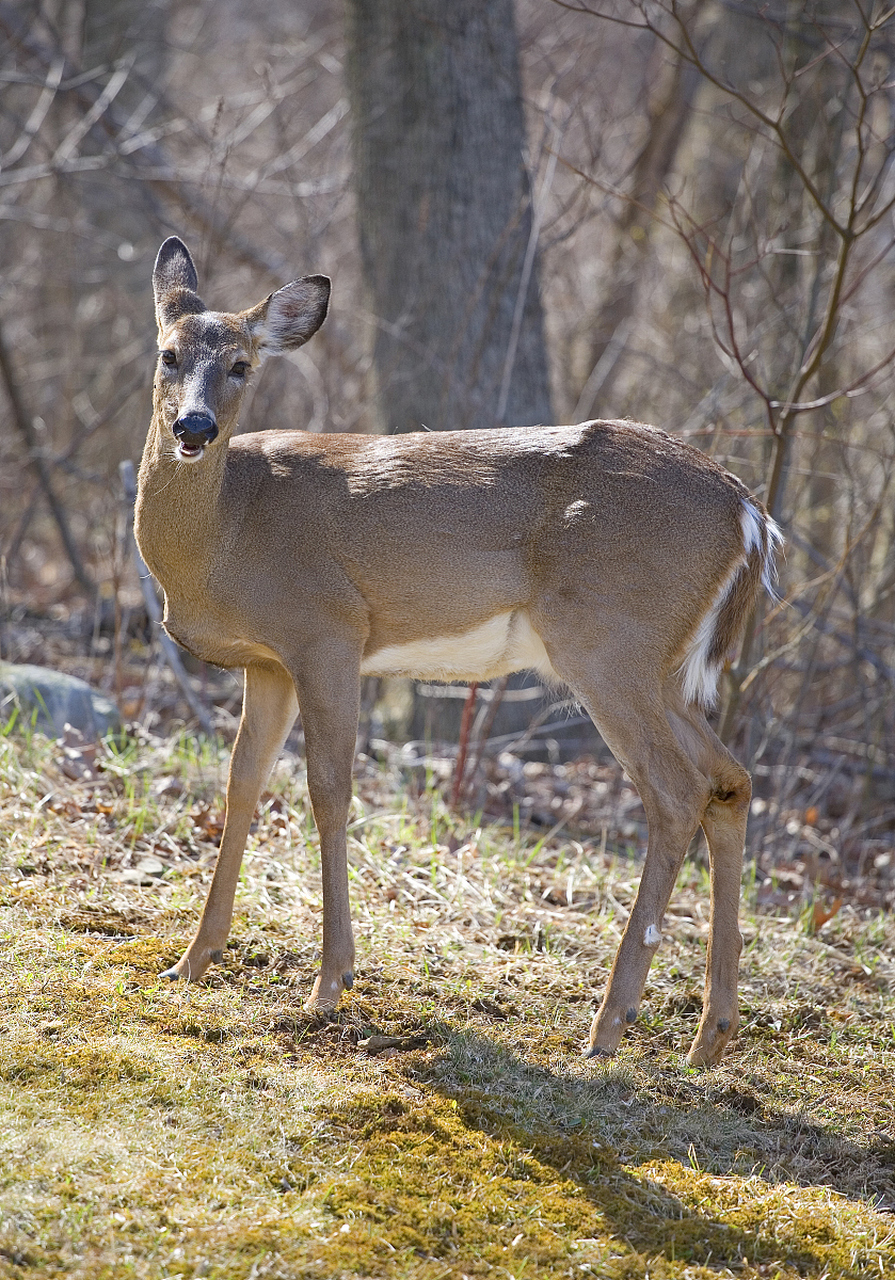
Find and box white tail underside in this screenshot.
[678,498,782,709]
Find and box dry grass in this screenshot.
[1,724,894,1279]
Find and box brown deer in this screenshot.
[136,236,781,1066]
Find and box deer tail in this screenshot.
[679,497,783,710]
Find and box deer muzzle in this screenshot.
[172,412,218,460]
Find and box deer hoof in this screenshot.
[303,995,338,1018]
[687,1020,736,1067]
[160,951,216,982]
[583,1043,614,1060]
[304,974,345,1014]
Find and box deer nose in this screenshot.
[173,412,218,447]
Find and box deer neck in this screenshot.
[134,411,229,601]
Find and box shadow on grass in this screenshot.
[313,1026,890,1278]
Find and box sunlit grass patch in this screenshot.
[1,728,894,1277]
[0,1033,341,1279]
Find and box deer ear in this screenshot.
[153,237,205,331]
[244,276,331,358]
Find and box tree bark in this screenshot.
[345,0,552,433]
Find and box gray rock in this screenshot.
[0,662,123,739]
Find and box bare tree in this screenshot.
[553,0,895,866]
[344,0,553,433]
[572,4,705,419]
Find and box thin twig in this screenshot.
[450,683,479,809]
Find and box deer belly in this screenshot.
[361,609,557,682]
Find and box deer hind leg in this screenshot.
[544,645,718,1057]
[665,690,752,1066]
[163,663,298,982]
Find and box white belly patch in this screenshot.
[361,610,558,683]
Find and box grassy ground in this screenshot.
[1,724,894,1279]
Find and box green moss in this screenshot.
[301,1087,879,1279]
[316,1090,602,1274]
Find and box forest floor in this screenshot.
[1,720,895,1280]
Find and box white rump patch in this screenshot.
[361,609,559,683]
[678,496,782,709]
[677,557,741,709]
[643,925,662,948]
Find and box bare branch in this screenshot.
[0,321,93,595]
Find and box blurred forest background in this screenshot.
[2,0,895,912]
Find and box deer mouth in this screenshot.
[175,441,205,462]
[172,412,218,462]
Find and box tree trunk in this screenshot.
[344,0,552,434]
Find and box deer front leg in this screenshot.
[291,646,361,1012]
[162,664,298,982]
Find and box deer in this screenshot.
[135,236,781,1067]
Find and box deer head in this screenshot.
[151,237,330,463]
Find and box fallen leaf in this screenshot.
[193,807,226,840]
[811,895,843,932]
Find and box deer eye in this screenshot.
[229,360,250,379]
[160,350,177,367]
